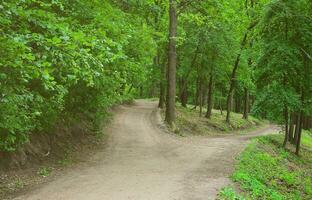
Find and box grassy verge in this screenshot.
[175,104,265,136]
[218,130,312,200]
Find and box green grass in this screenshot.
[175,104,265,135]
[218,187,246,200]
[220,131,312,200]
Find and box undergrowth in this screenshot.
[218,131,312,200]
[175,104,264,135]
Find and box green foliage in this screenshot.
[232,134,312,200]
[0,0,156,151]
[253,0,312,122]
[218,187,246,200]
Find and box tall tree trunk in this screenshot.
[283,105,289,147]
[243,87,249,119]
[179,42,200,96]
[165,0,177,127]
[288,113,295,143]
[140,86,143,97]
[295,111,304,155]
[296,51,308,155]
[180,77,188,107]
[158,61,166,108]
[193,76,200,110]
[226,32,248,123]
[205,74,213,119]
[235,96,241,113]
[294,113,301,144]
[199,78,203,117]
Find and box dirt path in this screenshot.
[14,100,277,200]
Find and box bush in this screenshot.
[0,0,155,151]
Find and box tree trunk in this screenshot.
[199,78,203,117]
[179,43,200,96]
[165,0,177,127]
[193,76,200,110]
[295,57,306,154]
[294,113,301,144]
[158,61,166,108]
[205,74,213,119]
[288,113,295,143]
[283,105,289,147]
[295,111,304,155]
[243,87,249,119]
[235,96,241,113]
[226,32,248,123]
[140,86,143,97]
[180,77,188,107]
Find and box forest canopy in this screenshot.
[0,0,311,155]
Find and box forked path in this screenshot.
[15,100,276,200]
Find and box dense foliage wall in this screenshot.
[1,0,311,155]
[0,0,157,152]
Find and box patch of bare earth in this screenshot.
[0,114,111,200]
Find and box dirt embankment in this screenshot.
[0,114,110,199]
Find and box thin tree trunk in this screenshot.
[296,52,308,155]
[199,78,203,117]
[288,113,295,143]
[180,77,187,107]
[283,105,289,147]
[193,76,200,110]
[158,61,166,108]
[205,74,213,119]
[226,32,248,123]
[179,42,200,96]
[165,0,177,127]
[295,111,304,155]
[294,113,301,144]
[140,86,143,97]
[243,87,249,119]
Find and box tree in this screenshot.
[165,0,177,126]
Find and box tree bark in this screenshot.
[294,113,301,144]
[243,87,249,119]
[288,113,295,143]
[199,78,203,117]
[283,105,289,147]
[226,32,248,123]
[296,52,307,155]
[180,77,188,107]
[165,0,177,127]
[193,76,200,110]
[158,61,166,108]
[295,111,304,155]
[179,42,200,96]
[205,74,213,119]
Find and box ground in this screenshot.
[4,100,275,200]
[175,104,266,136]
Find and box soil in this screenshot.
[9,100,277,200]
[0,113,110,199]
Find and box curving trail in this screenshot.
[14,100,276,200]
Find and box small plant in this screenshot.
[58,149,72,166]
[14,179,25,190]
[37,167,52,178]
[218,187,246,200]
